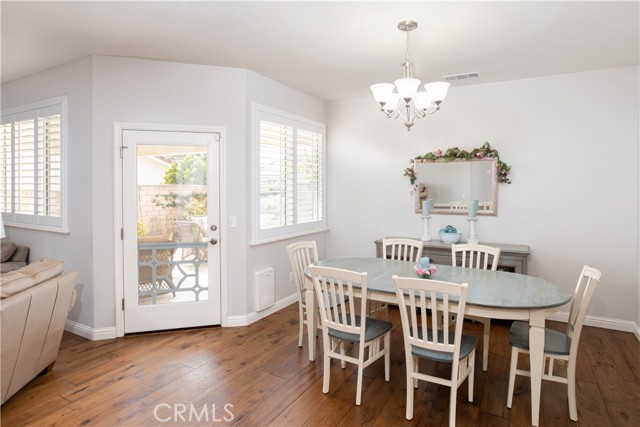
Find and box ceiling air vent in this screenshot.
[443,72,480,81]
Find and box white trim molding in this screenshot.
[548,311,640,340]
[65,319,117,341]
[225,293,298,327]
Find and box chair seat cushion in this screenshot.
[509,320,572,355]
[411,328,476,362]
[328,314,391,343]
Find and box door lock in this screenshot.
[210,225,217,231]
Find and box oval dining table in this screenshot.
[304,257,572,427]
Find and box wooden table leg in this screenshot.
[529,309,546,426]
[306,287,316,361]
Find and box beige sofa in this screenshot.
[0,257,77,405]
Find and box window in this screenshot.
[253,105,325,242]
[1,97,67,231]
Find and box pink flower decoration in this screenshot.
[476,151,484,158]
[434,149,442,157]
[414,265,437,278]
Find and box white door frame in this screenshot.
[113,122,228,337]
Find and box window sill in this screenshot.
[250,227,329,247]
[4,223,70,235]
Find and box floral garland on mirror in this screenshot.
[404,141,512,193]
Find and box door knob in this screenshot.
[210,225,217,231]
[210,238,218,245]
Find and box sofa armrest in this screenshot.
[10,245,29,263]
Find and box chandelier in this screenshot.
[370,20,450,131]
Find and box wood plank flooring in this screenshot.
[1,304,639,426]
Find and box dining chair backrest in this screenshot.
[382,238,424,262]
[286,241,319,297]
[566,265,602,353]
[393,275,469,360]
[452,243,501,271]
[309,265,367,341]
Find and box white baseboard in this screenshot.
[66,300,639,342]
[224,293,298,327]
[547,311,640,340]
[65,319,117,341]
[64,295,299,339]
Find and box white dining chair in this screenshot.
[451,243,501,372]
[286,241,321,348]
[393,275,476,426]
[382,238,424,263]
[310,265,392,406]
[507,265,602,421]
[377,238,424,319]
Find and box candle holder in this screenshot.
[421,214,432,241]
[467,217,479,244]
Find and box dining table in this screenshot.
[303,257,572,427]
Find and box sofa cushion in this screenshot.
[1,240,17,263]
[17,257,64,283]
[0,271,37,298]
[0,261,28,274]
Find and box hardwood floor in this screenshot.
[2,304,639,426]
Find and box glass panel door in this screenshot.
[122,130,220,333]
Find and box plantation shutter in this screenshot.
[37,109,62,218]
[1,98,65,229]
[0,123,12,214]
[259,120,294,230]
[254,106,325,241]
[296,128,323,224]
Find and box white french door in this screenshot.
[122,129,221,333]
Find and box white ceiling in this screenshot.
[2,1,639,102]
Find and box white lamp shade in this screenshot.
[383,93,400,112]
[414,92,432,110]
[424,81,451,102]
[394,78,421,100]
[370,83,395,104]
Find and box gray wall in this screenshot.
[3,57,638,335]
[326,66,639,330]
[1,56,94,327]
[2,55,326,333]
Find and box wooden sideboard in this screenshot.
[374,237,531,275]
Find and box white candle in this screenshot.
[422,200,429,215]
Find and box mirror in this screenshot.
[414,158,498,215]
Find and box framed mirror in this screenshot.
[414,158,498,216]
